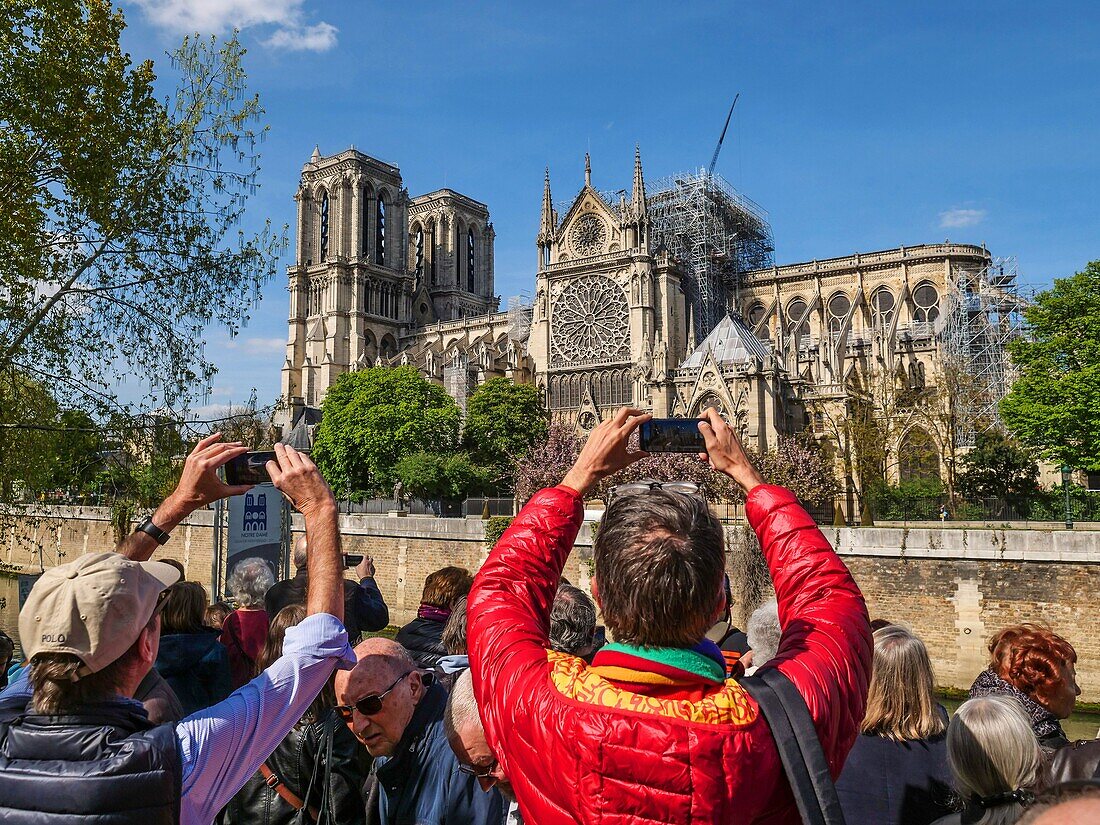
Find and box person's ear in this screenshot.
[590,578,601,610]
[409,671,426,703]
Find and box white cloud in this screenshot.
[225,336,286,355]
[938,208,987,229]
[131,0,338,52]
[264,21,338,52]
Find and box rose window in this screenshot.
[569,213,607,257]
[550,276,630,366]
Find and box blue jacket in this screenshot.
[156,630,233,718]
[836,726,954,825]
[375,682,502,825]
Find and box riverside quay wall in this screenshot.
[3,506,1100,700]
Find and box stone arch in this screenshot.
[692,392,725,416]
[826,291,852,334]
[785,296,810,337]
[870,286,896,330]
[898,426,940,482]
[362,330,378,364]
[380,333,398,362]
[911,280,940,325]
[375,187,392,267]
[360,181,375,259]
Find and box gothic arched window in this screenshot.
[913,282,940,324]
[375,197,386,266]
[747,302,766,328]
[827,293,851,334]
[467,229,476,292]
[899,428,939,482]
[871,287,895,329]
[414,228,424,282]
[319,192,330,261]
[786,298,810,337]
[428,223,437,285]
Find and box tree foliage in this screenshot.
[0,1,284,418]
[957,430,1040,506]
[462,378,548,484]
[395,451,492,501]
[1001,260,1100,470]
[313,367,462,497]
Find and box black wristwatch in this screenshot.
[136,518,171,545]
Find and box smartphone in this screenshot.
[343,554,364,568]
[639,419,707,454]
[224,451,276,486]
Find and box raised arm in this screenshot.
[698,408,871,773]
[266,443,343,622]
[118,433,252,561]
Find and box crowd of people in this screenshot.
[0,410,1098,824]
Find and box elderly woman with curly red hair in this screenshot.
[969,624,1080,750]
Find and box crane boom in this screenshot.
[708,93,740,176]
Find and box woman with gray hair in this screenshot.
[931,695,1046,825]
[221,556,275,688]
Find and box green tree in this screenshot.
[395,452,492,501]
[957,430,1040,507]
[0,1,284,419]
[313,367,462,497]
[462,378,548,485]
[1001,261,1100,470]
[0,368,61,499]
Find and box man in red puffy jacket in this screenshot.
[467,407,872,823]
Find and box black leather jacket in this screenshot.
[219,711,370,825]
[1051,738,1100,784]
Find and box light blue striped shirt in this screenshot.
[2,612,354,825]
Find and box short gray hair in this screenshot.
[292,536,308,569]
[550,584,596,655]
[443,668,480,741]
[747,600,781,665]
[228,557,276,608]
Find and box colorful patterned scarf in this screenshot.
[968,667,1066,744]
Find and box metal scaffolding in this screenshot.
[939,255,1026,443]
[648,169,774,336]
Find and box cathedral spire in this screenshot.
[539,167,554,237]
[631,144,647,216]
[584,152,592,187]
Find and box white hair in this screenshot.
[228,557,276,608]
[747,600,781,665]
[292,536,308,569]
[443,668,481,741]
[948,695,1043,820]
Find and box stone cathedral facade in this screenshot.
[280,145,996,478]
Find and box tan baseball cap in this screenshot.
[19,552,181,679]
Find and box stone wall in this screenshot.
[3,508,1099,700]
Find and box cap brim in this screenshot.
[140,560,183,589]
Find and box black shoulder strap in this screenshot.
[740,668,847,825]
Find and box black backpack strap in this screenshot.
[740,668,847,825]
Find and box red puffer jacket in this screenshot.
[467,484,872,824]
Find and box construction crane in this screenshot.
[708,93,739,176]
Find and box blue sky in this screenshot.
[118,1,1100,413]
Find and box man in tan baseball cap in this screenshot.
[20,553,181,681]
[0,437,352,825]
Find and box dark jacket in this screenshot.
[393,618,447,669]
[135,667,185,724]
[266,571,389,643]
[1051,737,1100,783]
[836,728,954,825]
[373,681,502,825]
[220,710,369,825]
[156,629,233,717]
[0,694,182,824]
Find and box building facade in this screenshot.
[280,145,1011,483]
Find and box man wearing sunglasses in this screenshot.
[0,437,354,825]
[466,406,872,823]
[335,637,502,825]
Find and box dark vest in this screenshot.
[0,692,182,824]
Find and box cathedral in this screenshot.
[280,145,1006,482]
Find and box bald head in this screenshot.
[335,637,425,758]
[1018,782,1100,825]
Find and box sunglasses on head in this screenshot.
[335,669,434,720]
[608,479,701,504]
